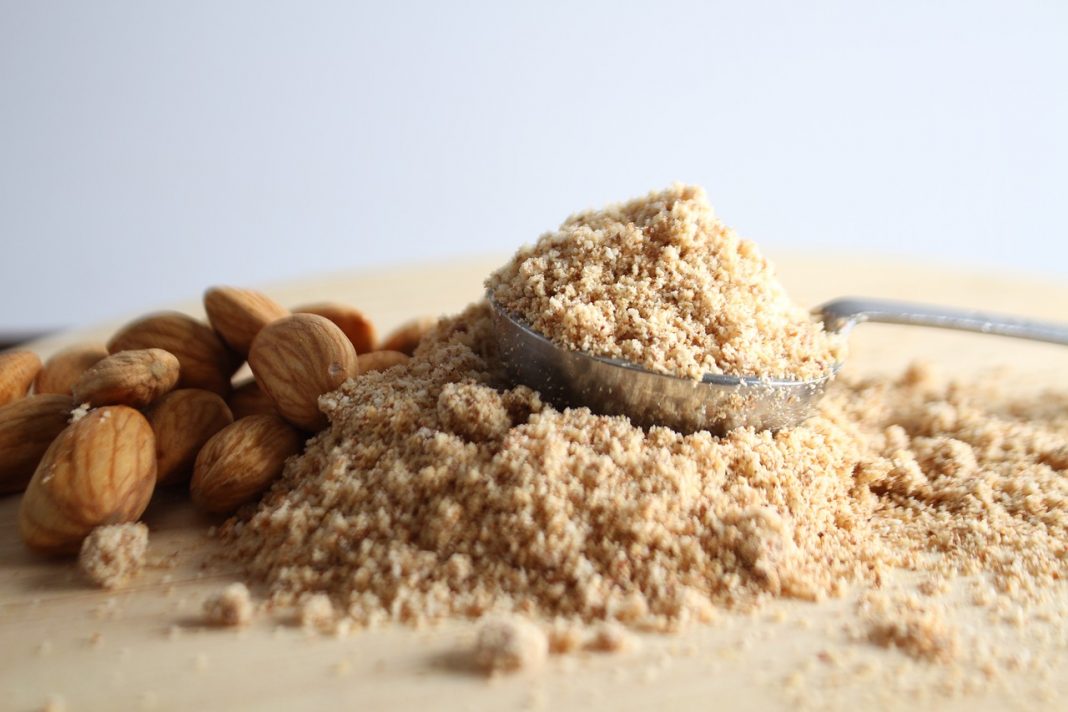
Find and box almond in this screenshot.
[357,350,410,373]
[190,414,302,514]
[248,314,358,431]
[34,344,108,395]
[227,379,278,420]
[204,286,290,356]
[0,350,42,406]
[108,312,240,395]
[19,406,156,555]
[0,394,75,495]
[72,348,180,408]
[294,302,377,354]
[146,389,233,486]
[381,317,436,356]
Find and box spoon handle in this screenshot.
[817,297,1068,346]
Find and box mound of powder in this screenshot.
[486,184,842,381]
[222,305,1068,631]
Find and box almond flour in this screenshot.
[219,185,1067,696]
[78,523,149,590]
[223,303,1068,634]
[473,616,549,673]
[486,184,843,381]
[203,583,254,627]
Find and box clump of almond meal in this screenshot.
[221,186,1068,664]
[78,523,149,590]
[486,184,843,381]
[203,583,254,627]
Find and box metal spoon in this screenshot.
[489,295,1068,434]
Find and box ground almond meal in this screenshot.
[486,184,843,381]
[224,305,1068,631]
[858,591,960,663]
[222,186,1068,667]
[203,583,254,627]
[473,616,549,672]
[78,523,148,590]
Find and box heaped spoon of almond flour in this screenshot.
[490,295,1068,434]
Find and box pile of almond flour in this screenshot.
[486,184,843,381]
[220,184,1067,682]
[222,304,1068,634]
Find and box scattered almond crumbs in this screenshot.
[858,591,959,663]
[78,523,148,590]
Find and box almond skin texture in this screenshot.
[18,406,156,555]
[381,317,436,356]
[0,394,75,495]
[146,389,234,486]
[248,314,358,431]
[72,348,180,408]
[190,414,302,514]
[204,286,290,356]
[357,350,410,373]
[294,302,377,354]
[0,350,43,406]
[227,379,277,420]
[108,312,240,396]
[34,344,108,395]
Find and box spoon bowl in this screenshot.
[489,295,1068,434]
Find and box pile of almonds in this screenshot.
[0,287,433,556]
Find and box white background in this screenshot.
[1,1,1066,332]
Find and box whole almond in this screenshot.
[204,286,290,356]
[190,414,302,514]
[294,302,377,354]
[0,350,43,406]
[227,379,277,420]
[146,389,234,486]
[357,350,410,374]
[72,348,180,408]
[381,317,436,356]
[34,344,108,395]
[248,314,358,431]
[19,406,156,555]
[108,312,240,395]
[0,394,75,495]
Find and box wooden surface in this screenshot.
[2,254,1068,712]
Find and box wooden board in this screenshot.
[3,254,1068,712]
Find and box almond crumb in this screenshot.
[473,616,548,674]
[299,593,336,634]
[203,583,253,627]
[78,523,148,590]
